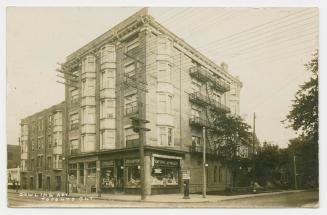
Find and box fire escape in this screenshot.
[188,66,231,156]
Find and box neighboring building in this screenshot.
[19,102,66,191]
[8,167,20,189]
[8,144,20,169]
[61,8,242,195]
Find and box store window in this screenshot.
[87,162,96,177]
[125,159,141,187]
[78,163,84,184]
[101,161,115,192]
[151,158,179,186]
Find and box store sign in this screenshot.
[154,158,179,167]
[182,170,191,180]
[101,160,114,167]
[125,159,140,166]
[154,168,162,174]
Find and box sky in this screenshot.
[6,7,318,148]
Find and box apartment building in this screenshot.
[20,102,66,191]
[62,8,242,195]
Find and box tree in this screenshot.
[211,112,252,159]
[284,51,318,142]
[209,112,253,188]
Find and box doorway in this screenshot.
[115,160,124,193]
[46,176,51,191]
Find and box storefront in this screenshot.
[100,160,115,193]
[151,157,180,194]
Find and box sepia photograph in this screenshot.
[5,5,319,209]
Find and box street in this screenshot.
[7,190,318,208]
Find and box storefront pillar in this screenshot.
[96,160,101,196]
[144,155,151,195]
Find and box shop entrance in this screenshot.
[115,160,124,193]
[46,176,50,191]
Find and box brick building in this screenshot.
[61,8,242,195]
[19,101,66,191]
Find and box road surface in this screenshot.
[7,190,318,208]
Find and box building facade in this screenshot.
[19,102,66,191]
[61,8,242,195]
[8,144,20,169]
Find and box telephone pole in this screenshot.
[202,126,206,198]
[252,112,256,191]
[293,153,298,189]
[124,52,149,200]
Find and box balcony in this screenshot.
[189,92,211,106]
[189,66,230,93]
[189,116,207,128]
[209,99,231,113]
[189,144,217,155]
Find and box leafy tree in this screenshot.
[210,112,252,159]
[284,51,318,142]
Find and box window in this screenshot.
[30,159,35,171]
[125,159,141,187]
[100,130,115,150]
[78,163,84,184]
[213,90,221,103]
[125,94,137,115]
[219,167,223,182]
[158,94,173,114]
[48,135,52,148]
[192,136,201,148]
[71,89,79,105]
[32,139,35,151]
[124,62,136,81]
[158,94,167,113]
[68,164,77,184]
[101,69,115,89]
[47,115,52,129]
[158,63,172,82]
[53,132,62,146]
[81,134,95,152]
[100,99,115,119]
[38,119,43,131]
[168,128,173,146]
[70,139,78,154]
[159,127,166,146]
[100,45,115,64]
[125,128,139,147]
[214,166,217,183]
[37,155,43,168]
[126,38,139,52]
[70,113,79,130]
[151,158,179,186]
[86,162,96,177]
[47,156,52,169]
[53,155,62,169]
[158,126,174,147]
[191,79,202,93]
[37,137,42,149]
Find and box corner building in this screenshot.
[20,102,66,192]
[63,8,242,195]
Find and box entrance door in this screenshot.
[116,160,124,193]
[30,177,34,190]
[46,176,51,191]
[38,174,42,189]
[55,176,62,191]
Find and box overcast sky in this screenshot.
[6,7,318,148]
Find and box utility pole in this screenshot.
[203,126,206,198]
[124,52,149,200]
[252,112,256,191]
[293,153,298,189]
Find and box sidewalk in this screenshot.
[9,189,305,203]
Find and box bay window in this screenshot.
[125,94,137,115]
[100,69,115,89]
[157,126,174,147]
[100,130,115,150]
[158,93,173,114]
[70,139,78,154]
[70,113,79,130]
[100,99,115,119]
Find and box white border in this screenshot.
[1,1,326,215]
